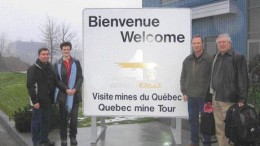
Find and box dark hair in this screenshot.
[60,41,72,50]
[192,34,204,43]
[38,48,49,55]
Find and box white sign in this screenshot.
[83,8,190,117]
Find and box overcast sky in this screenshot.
[0,0,141,42]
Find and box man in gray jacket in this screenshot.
[211,34,248,146]
[180,35,212,146]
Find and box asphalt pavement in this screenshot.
[20,122,197,146]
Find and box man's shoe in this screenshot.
[61,140,67,146]
[70,137,78,145]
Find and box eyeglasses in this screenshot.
[217,41,229,44]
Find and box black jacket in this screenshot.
[212,49,248,102]
[27,59,56,105]
[54,57,83,104]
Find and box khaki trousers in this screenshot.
[212,95,234,146]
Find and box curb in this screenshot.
[0,110,28,146]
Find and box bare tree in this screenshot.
[3,43,14,57]
[58,21,79,50]
[57,21,76,43]
[40,16,79,63]
[0,33,7,58]
[0,33,13,57]
[58,21,80,58]
[40,16,59,63]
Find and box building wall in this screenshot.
[142,0,161,7]
[161,0,221,7]
[143,0,248,56]
[248,0,260,63]
[248,0,260,39]
[192,0,248,55]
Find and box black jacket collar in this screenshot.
[35,59,50,70]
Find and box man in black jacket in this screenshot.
[54,42,83,146]
[27,48,56,146]
[211,34,248,146]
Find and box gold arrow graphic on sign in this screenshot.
[117,62,159,69]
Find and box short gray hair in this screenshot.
[216,33,232,43]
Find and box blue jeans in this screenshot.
[188,97,211,146]
[31,105,51,145]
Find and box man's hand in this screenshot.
[183,95,188,102]
[72,89,77,94]
[238,100,244,107]
[34,103,40,109]
[66,89,72,95]
[66,89,76,96]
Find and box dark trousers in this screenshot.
[59,103,79,140]
[188,97,211,146]
[31,104,51,145]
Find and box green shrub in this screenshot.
[12,104,60,133]
[247,55,260,112]
[12,105,32,132]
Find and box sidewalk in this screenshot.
[21,121,194,146]
[0,109,218,146]
[0,110,27,146]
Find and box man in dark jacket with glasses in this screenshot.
[211,33,248,146]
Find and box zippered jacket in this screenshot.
[27,59,56,105]
[180,52,212,98]
[211,49,248,102]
